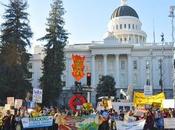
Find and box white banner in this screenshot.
[116,120,145,130]
[22,116,53,128]
[164,118,175,129]
[33,88,42,103]
[144,85,153,96]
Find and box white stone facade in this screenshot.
[29,1,174,104]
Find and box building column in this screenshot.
[128,35,130,43]
[128,54,132,86]
[103,54,107,75]
[92,55,96,88]
[115,55,120,87]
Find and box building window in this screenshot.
[120,38,122,42]
[121,61,125,70]
[133,73,138,85]
[133,60,137,70]
[124,38,127,41]
[132,24,134,29]
[120,24,122,29]
[128,24,131,29]
[124,24,126,29]
[116,25,118,29]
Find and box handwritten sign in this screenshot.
[7,97,14,106]
[15,99,23,109]
[32,88,42,103]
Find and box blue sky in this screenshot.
[0,0,175,52]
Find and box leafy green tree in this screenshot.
[96,75,116,99]
[39,0,68,106]
[0,0,33,101]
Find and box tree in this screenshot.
[96,75,116,99]
[39,0,68,106]
[0,0,33,101]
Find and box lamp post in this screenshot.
[169,6,175,97]
[168,6,175,43]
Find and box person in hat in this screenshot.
[98,111,109,130]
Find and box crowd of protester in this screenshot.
[97,107,175,130]
[1,104,175,130]
[0,105,68,130]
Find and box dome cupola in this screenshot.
[111,5,139,19]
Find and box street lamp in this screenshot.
[168,6,175,43]
[169,6,175,97]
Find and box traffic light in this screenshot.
[87,72,91,86]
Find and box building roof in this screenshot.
[111,5,139,19]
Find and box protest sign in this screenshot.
[133,92,165,107]
[22,116,53,128]
[4,104,11,110]
[116,120,145,130]
[33,88,42,103]
[164,118,175,129]
[7,97,14,106]
[144,85,153,96]
[15,99,23,109]
[162,99,175,108]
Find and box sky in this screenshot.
[0,0,175,53]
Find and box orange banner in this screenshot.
[71,55,85,81]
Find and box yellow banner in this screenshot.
[133,92,165,107]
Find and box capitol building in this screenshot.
[30,0,174,104]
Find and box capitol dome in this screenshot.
[105,0,147,44]
[111,5,139,19]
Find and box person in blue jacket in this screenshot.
[155,110,164,130]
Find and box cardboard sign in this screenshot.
[164,118,175,129]
[32,88,42,103]
[7,97,14,106]
[15,99,23,109]
[4,104,11,110]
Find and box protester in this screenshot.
[98,111,110,130]
[2,110,11,130]
[155,110,164,130]
[0,111,3,130]
[143,110,154,130]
